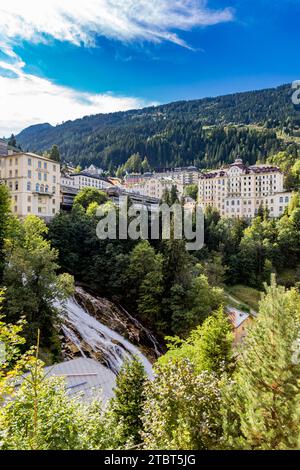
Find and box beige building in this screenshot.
[198,158,292,218]
[125,167,199,200]
[131,176,184,200]
[0,152,60,219]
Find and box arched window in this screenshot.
[40,185,44,193]
[45,185,49,193]
[27,181,31,191]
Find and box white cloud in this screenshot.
[0,1,233,50]
[0,1,233,135]
[0,61,156,136]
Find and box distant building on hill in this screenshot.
[198,158,292,219]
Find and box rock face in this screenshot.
[58,286,162,374]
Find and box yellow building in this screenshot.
[0,152,60,220]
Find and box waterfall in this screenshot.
[58,297,154,378]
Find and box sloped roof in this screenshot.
[227,308,250,328]
[44,358,116,403]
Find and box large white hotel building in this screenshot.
[198,158,292,218]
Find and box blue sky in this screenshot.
[0,0,299,135]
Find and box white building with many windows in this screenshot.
[198,158,292,218]
[0,152,60,219]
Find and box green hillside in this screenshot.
[16,83,300,170]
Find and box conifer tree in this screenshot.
[223,276,300,449]
[110,359,147,446]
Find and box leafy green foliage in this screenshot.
[142,361,222,450]
[160,307,233,374]
[3,216,74,351]
[185,184,198,201]
[73,187,108,210]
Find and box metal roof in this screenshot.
[227,308,250,328]
[44,358,116,403]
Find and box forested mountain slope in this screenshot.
[16,84,299,170]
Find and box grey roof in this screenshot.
[227,308,250,328]
[44,358,116,403]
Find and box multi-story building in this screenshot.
[73,171,113,191]
[0,151,60,219]
[131,176,184,200]
[154,166,200,186]
[124,167,199,199]
[198,158,292,218]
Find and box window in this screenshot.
[27,181,31,191]
[52,186,56,194]
[38,161,42,169]
[38,207,42,213]
[15,169,18,176]
[36,183,40,192]
[14,195,17,202]
[53,175,56,183]
[40,184,44,193]
[44,162,47,169]
[44,173,47,181]
[38,173,42,181]
[52,208,55,214]
[27,207,31,213]
[45,185,49,193]
[28,170,32,178]
[9,170,12,177]
[15,182,18,190]
[28,158,32,166]
[280,197,283,203]
[52,199,56,204]
[14,206,17,212]
[28,196,31,202]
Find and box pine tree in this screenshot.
[223,276,300,449]
[110,359,147,446]
[49,145,60,162]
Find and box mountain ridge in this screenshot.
[16,83,299,170]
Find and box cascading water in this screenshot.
[58,297,154,378]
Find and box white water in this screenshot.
[59,297,154,378]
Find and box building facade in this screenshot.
[198,158,292,218]
[0,152,60,219]
[73,172,113,191]
[124,167,199,200]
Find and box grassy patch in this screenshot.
[226,285,262,312]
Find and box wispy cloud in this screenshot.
[0,1,233,135]
[0,1,234,50]
[0,61,157,136]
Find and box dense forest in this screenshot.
[1,183,300,450]
[16,84,300,171]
